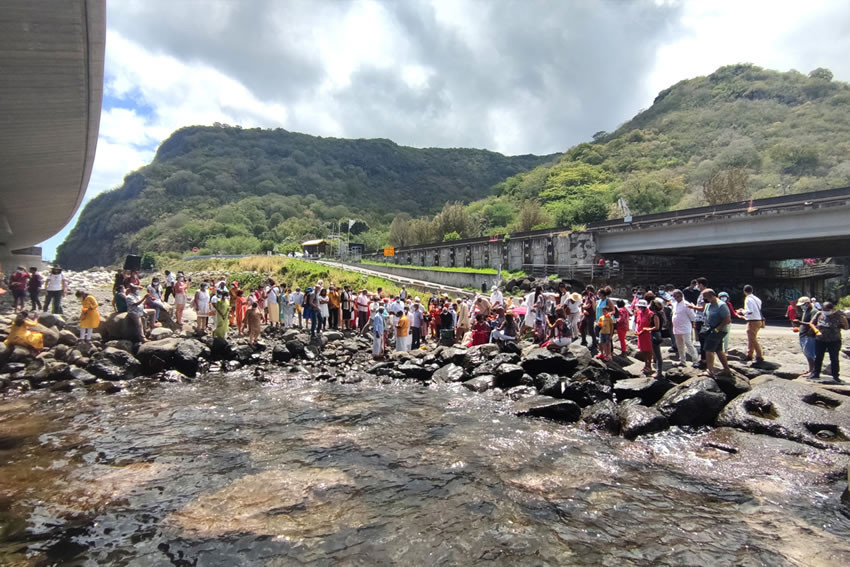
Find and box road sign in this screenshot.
[384,247,395,257]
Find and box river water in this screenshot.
[2,372,850,566]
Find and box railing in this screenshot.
[521,263,619,281]
[765,264,844,279]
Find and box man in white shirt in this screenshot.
[355,289,371,332]
[290,287,304,328]
[43,266,67,315]
[741,284,765,363]
[671,289,698,365]
[490,286,504,308]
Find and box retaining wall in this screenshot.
[356,263,499,290]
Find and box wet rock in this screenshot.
[520,348,579,377]
[655,376,727,427]
[613,377,675,405]
[436,347,466,366]
[534,372,562,396]
[716,377,850,453]
[463,375,495,393]
[136,338,181,373]
[472,353,521,377]
[505,385,538,400]
[272,344,293,363]
[0,376,9,392]
[340,371,369,384]
[66,366,97,384]
[572,364,613,388]
[224,360,241,372]
[229,344,255,363]
[561,378,613,408]
[87,347,142,381]
[581,399,621,435]
[398,362,431,380]
[494,363,526,389]
[620,404,669,440]
[149,327,174,340]
[511,395,581,422]
[366,361,393,375]
[58,329,78,347]
[52,343,71,361]
[714,372,752,400]
[159,369,190,383]
[48,379,79,392]
[74,340,97,357]
[2,362,26,375]
[500,341,522,355]
[98,312,141,342]
[432,363,469,383]
[87,381,122,394]
[0,343,9,364]
[172,339,210,377]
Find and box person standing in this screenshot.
[163,270,176,303]
[671,289,698,365]
[793,296,819,378]
[396,306,411,352]
[125,284,151,343]
[635,299,654,376]
[43,266,67,315]
[490,286,504,308]
[810,301,849,384]
[580,286,597,348]
[291,287,304,328]
[372,306,386,358]
[701,289,732,378]
[173,274,189,326]
[267,285,280,328]
[75,290,100,342]
[615,299,630,355]
[280,287,294,329]
[192,283,211,335]
[309,288,322,337]
[740,284,765,363]
[27,267,43,312]
[213,290,230,339]
[785,300,798,328]
[356,289,370,332]
[328,285,341,329]
[245,302,262,345]
[456,297,470,341]
[318,288,329,332]
[410,301,425,349]
[9,266,30,312]
[399,285,408,302]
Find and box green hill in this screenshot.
[389,64,850,245]
[56,126,554,269]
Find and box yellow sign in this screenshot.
[384,247,395,257]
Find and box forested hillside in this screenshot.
[56,127,554,269]
[388,65,850,246]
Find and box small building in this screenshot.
[348,242,364,255]
[302,239,330,257]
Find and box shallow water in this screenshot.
[2,373,850,566]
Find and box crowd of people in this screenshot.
[3,265,848,384]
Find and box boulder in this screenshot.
[560,378,613,408]
[0,343,9,364]
[9,345,34,363]
[136,338,181,373]
[520,348,579,377]
[716,377,850,453]
[272,344,293,364]
[534,373,563,396]
[229,344,255,364]
[36,313,65,329]
[285,340,306,359]
[149,327,174,340]
[567,343,593,367]
[87,347,142,381]
[432,363,469,383]
[58,329,78,347]
[463,375,495,393]
[398,362,431,380]
[31,324,60,348]
[511,396,581,422]
[105,340,135,353]
[323,330,344,342]
[581,399,621,435]
[494,363,526,389]
[472,353,521,377]
[66,366,97,384]
[98,313,141,342]
[619,404,669,440]
[714,372,751,400]
[49,380,78,393]
[655,376,727,427]
[437,347,466,366]
[613,377,675,405]
[572,364,613,387]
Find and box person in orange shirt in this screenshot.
[396,307,411,352]
[235,289,248,335]
[229,282,241,325]
[327,285,341,329]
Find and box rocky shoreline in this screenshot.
[3,307,850,464]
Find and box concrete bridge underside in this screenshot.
[0,0,105,262]
[597,202,850,259]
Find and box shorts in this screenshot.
[702,331,726,353]
[800,335,816,360]
[599,333,611,344]
[12,289,27,300]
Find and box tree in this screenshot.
[431,201,475,240]
[809,67,833,82]
[443,231,461,241]
[702,168,749,205]
[389,213,411,247]
[514,201,552,232]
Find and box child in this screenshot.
[596,304,615,361]
[245,302,262,345]
[235,289,248,335]
[615,299,630,355]
[76,290,100,342]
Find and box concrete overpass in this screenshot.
[0,0,105,268]
[593,187,850,259]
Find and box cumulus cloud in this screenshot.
[39,0,850,258]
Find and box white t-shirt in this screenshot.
[267,289,278,305]
[671,299,696,335]
[490,290,504,305]
[744,295,763,321]
[46,273,65,291]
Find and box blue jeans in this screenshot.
[43,290,63,314]
[311,310,322,336]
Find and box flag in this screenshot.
[348,219,356,229]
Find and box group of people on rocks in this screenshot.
[7,265,67,314]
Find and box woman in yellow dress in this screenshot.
[5,313,43,352]
[76,290,100,342]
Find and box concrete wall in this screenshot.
[359,262,499,290]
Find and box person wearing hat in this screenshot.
[634,299,654,375]
[399,285,408,302]
[43,265,67,315]
[490,285,504,308]
[792,296,819,377]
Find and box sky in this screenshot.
[41,0,850,260]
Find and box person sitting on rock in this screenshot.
[76,290,100,342]
[468,313,490,346]
[491,312,518,345]
[113,284,128,314]
[4,312,43,353]
[145,277,169,322]
[125,284,152,343]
